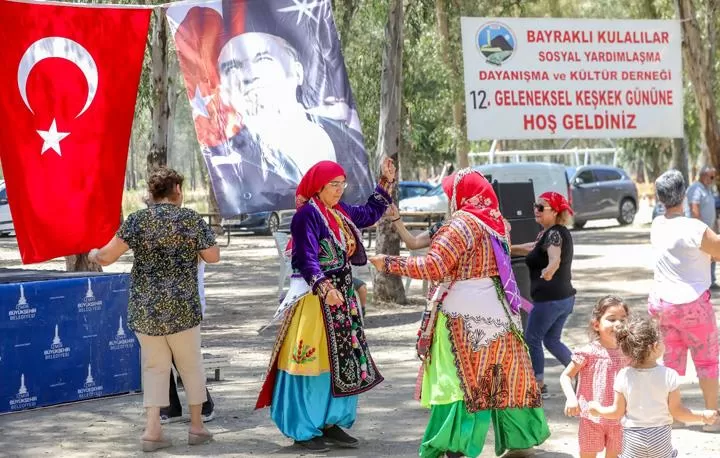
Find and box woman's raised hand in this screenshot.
[381,157,396,182]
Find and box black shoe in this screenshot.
[295,437,330,452]
[540,384,550,399]
[710,283,720,291]
[446,452,464,458]
[322,425,359,448]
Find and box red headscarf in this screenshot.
[539,191,574,215]
[295,161,349,239]
[442,169,507,238]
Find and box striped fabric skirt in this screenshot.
[621,425,677,458]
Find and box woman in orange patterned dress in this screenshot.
[370,169,549,458]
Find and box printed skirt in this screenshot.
[419,278,550,457]
[269,293,357,441]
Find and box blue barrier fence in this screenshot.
[0,273,141,414]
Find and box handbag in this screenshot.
[415,284,452,362]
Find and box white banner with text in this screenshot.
[460,17,683,140]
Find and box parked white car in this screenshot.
[398,182,447,212]
[0,180,14,236]
[399,162,570,213]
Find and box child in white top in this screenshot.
[589,317,716,457]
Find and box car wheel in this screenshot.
[573,220,586,230]
[264,212,280,235]
[617,198,636,225]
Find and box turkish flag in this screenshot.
[0,1,151,263]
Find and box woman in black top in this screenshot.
[513,191,575,399]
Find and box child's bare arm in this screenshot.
[560,361,581,416]
[588,391,626,420]
[668,389,717,424]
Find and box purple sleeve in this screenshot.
[339,185,392,229]
[290,206,328,293]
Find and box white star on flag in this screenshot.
[36,119,70,156]
[190,86,214,119]
[277,0,320,25]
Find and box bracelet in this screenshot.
[391,217,401,222]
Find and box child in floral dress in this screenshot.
[560,295,629,458]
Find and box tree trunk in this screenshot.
[436,0,469,168]
[671,137,689,182]
[190,147,197,190]
[65,254,102,272]
[147,9,170,174]
[125,140,133,191]
[373,0,406,305]
[130,135,137,189]
[676,0,720,172]
[206,173,223,235]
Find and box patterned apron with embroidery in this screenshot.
[256,216,382,408]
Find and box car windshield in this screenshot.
[400,185,431,200]
[426,185,445,196]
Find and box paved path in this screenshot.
[0,217,719,457]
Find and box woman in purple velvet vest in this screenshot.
[256,159,395,452]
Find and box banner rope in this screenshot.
[4,0,213,10]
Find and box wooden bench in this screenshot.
[175,353,231,385]
[203,353,231,381]
[197,212,231,246]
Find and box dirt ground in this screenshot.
[1,209,719,457]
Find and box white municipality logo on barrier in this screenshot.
[8,284,37,321]
[44,324,71,360]
[9,373,37,410]
[77,364,103,399]
[78,278,102,313]
[109,316,135,351]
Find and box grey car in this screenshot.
[566,165,639,229]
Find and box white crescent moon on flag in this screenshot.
[17,37,98,118]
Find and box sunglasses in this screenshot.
[534,203,551,212]
[327,181,348,190]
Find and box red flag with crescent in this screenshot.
[0,0,151,263]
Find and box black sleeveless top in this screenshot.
[525,224,575,302]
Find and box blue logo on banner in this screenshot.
[77,278,103,313]
[9,373,37,411]
[44,324,71,360]
[8,284,36,321]
[476,22,516,66]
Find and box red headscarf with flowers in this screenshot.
[440,168,526,314]
[442,169,507,238]
[539,191,574,215]
[295,161,351,240]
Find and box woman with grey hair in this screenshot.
[650,169,720,432]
